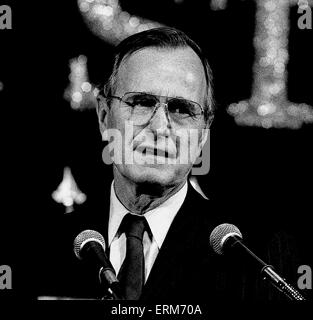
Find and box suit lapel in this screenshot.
[141,184,210,300]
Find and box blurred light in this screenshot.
[265,1,276,11]
[298,0,309,10]
[119,11,130,23]
[228,101,249,114]
[103,6,114,16]
[226,0,313,129]
[77,54,87,64]
[93,87,100,97]
[108,0,118,6]
[261,118,273,128]
[52,167,86,214]
[93,4,113,17]
[81,81,92,92]
[137,24,149,33]
[64,55,97,110]
[77,0,163,45]
[79,1,90,12]
[257,103,276,116]
[0,81,3,91]
[72,91,83,103]
[129,16,140,28]
[211,0,227,10]
[102,20,113,30]
[274,63,285,74]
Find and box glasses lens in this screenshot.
[167,98,202,121]
[123,93,157,124]
[124,93,156,108]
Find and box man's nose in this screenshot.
[148,103,172,134]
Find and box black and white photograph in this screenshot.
[0,0,312,316]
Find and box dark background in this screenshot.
[0,0,312,301]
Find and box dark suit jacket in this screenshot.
[36,181,306,302]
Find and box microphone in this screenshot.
[209,223,306,301]
[73,230,123,300]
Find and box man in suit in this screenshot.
[94,26,216,301]
[37,27,306,302]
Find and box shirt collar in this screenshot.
[108,181,188,249]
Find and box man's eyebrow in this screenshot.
[171,96,187,100]
[145,92,188,100]
[128,91,151,95]
[143,91,156,95]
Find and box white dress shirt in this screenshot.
[108,181,188,283]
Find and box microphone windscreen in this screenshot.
[209,223,242,255]
[73,230,106,259]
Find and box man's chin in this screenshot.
[123,164,188,187]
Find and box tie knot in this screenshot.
[120,213,147,241]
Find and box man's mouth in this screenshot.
[135,146,177,159]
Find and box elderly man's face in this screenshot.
[101,47,208,187]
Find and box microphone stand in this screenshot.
[261,266,306,301]
[99,267,124,300]
[229,236,306,301]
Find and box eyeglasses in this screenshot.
[101,91,206,126]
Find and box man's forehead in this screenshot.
[116,47,206,91]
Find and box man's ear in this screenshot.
[199,127,209,149]
[198,110,213,149]
[96,95,110,141]
[192,127,209,162]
